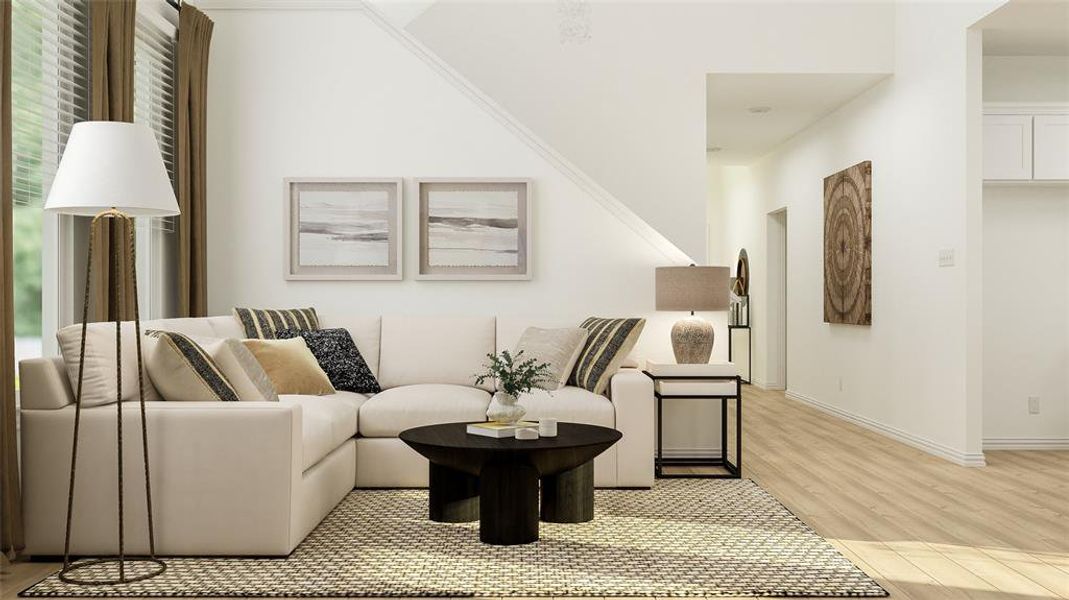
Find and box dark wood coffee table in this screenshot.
[400,422,621,545]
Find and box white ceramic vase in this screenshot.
[486,391,526,424]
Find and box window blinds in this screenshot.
[10,0,90,208]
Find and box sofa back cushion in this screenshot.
[316,314,382,377]
[142,316,244,339]
[378,316,495,391]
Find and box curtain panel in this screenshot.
[88,0,137,323]
[176,3,212,318]
[0,0,25,561]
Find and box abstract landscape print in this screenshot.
[418,180,530,279]
[285,179,402,280]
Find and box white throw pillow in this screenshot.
[513,327,589,391]
[56,322,162,407]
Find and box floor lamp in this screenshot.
[44,122,179,585]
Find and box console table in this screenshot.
[644,363,742,479]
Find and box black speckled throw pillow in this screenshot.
[275,328,381,394]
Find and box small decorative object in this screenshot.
[44,122,172,584]
[733,248,749,296]
[655,265,731,364]
[515,427,540,440]
[539,418,558,437]
[284,178,403,280]
[476,350,553,424]
[824,161,872,325]
[417,179,531,280]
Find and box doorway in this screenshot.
[766,209,787,390]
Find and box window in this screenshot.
[133,4,178,320]
[11,0,90,373]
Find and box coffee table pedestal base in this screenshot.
[429,463,479,523]
[541,461,594,523]
[479,463,539,545]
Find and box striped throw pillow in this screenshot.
[570,317,646,396]
[145,331,240,402]
[233,307,320,339]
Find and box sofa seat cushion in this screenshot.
[359,384,491,437]
[518,386,615,428]
[281,392,365,470]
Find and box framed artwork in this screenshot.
[823,161,872,325]
[284,178,403,280]
[417,179,531,280]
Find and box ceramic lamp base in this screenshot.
[671,316,714,364]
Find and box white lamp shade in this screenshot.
[44,121,179,217]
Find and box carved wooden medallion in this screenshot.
[823,161,872,325]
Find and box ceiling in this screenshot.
[978,0,1069,56]
[706,73,889,165]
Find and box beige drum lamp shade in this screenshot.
[44,121,179,216]
[655,266,730,313]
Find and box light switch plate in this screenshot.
[938,249,955,267]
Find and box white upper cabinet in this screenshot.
[984,114,1033,180]
[1033,115,1069,180]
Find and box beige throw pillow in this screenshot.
[513,327,589,391]
[242,337,336,395]
[56,322,162,406]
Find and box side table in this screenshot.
[644,362,742,479]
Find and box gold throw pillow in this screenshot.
[242,337,336,396]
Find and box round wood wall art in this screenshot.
[734,248,749,297]
[823,161,872,325]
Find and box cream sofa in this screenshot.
[18,314,655,557]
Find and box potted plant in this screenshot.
[475,350,553,424]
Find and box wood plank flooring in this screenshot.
[2,385,1066,599]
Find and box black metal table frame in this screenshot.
[643,372,742,479]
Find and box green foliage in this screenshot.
[474,350,554,397]
[13,207,42,337]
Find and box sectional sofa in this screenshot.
[18,313,655,557]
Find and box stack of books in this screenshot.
[466,421,539,438]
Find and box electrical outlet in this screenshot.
[1028,396,1040,415]
[838,377,844,392]
[938,249,955,267]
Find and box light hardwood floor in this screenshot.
[2,385,1066,599]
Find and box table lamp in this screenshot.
[655,265,730,364]
[45,121,178,585]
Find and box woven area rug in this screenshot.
[22,479,886,597]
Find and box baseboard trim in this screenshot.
[785,390,987,467]
[983,437,1069,450]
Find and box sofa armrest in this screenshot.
[21,401,303,556]
[609,368,655,487]
[19,357,74,410]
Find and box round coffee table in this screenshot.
[400,422,621,545]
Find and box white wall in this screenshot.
[407,1,897,261]
[715,1,1003,465]
[203,6,728,455]
[982,186,1069,446]
[982,54,1069,448]
[983,56,1069,102]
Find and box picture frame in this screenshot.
[284,178,403,280]
[416,179,532,280]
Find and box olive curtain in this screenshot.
[0,0,24,562]
[176,3,212,318]
[88,0,137,323]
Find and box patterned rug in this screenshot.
[22,479,886,597]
